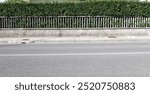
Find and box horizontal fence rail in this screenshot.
[0,16,150,28]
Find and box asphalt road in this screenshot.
[0,41,150,77]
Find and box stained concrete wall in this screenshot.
[0,28,150,38]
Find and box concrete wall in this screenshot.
[0,28,150,38]
[140,0,150,1]
[23,0,30,2]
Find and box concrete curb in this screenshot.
[1,36,150,44]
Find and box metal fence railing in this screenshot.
[0,16,150,28]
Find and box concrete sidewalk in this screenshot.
[1,36,150,44]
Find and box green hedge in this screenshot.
[0,1,150,17]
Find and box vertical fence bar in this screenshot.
[128,17,130,28]
[124,17,127,28]
[57,16,59,28]
[61,16,63,28]
[71,16,73,28]
[2,18,4,28]
[70,16,73,28]
[97,17,99,28]
[82,16,84,28]
[42,16,44,28]
[54,16,56,28]
[130,17,132,28]
[50,16,52,28]
[26,16,28,28]
[10,17,15,28]
[146,17,148,27]
[102,17,104,28]
[100,17,102,28]
[145,17,146,27]
[49,17,51,28]
[108,17,110,28]
[37,16,40,28]
[19,17,21,28]
[0,17,1,28]
[141,17,142,28]
[79,16,81,28]
[85,16,87,28]
[4,17,6,28]
[114,17,116,28]
[47,16,49,28]
[68,16,70,28]
[43,16,45,28]
[45,16,47,28]
[3,17,5,28]
[64,16,66,28]
[104,17,106,28]
[6,18,8,28]
[34,16,36,28]
[95,17,97,28]
[87,16,88,28]
[38,17,43,28]
[3,18,5,28]
[121,17,123,28]
[102,17,103,28]
[132,17,134,27]
[67,17,69,28]
[137,17,139,28]
[74,16,76,28]
[95,16,97,28]
[53,16,55,28]
[83,16,85,28]
[31,17,33,28]
[5,17,7,28]
[142,17,144,27]
[77,17,79,28]
[4,17,5,28]
[133,17,135,28]
[127,17,129,28]
[135,17,136,28]
[107,17,109,28]
[81,16,82,28]
[78,16,80,28]
[141,17,144,26]
[40,16,42,28]
[135,17,137,28]
[55,16,57,28]
[144,17,146,27]
[83,17,87,28]
[70,17,72,28]
[1,18,4,28]
[66,16,68,28]
[84,17,86,28]
[34,16,40,28]
[13,17,15,28]
[64,17,67,28]
[123,17,125,28]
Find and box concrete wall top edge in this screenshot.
[1,28,150,30]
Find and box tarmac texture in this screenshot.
[0,41,150,77]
